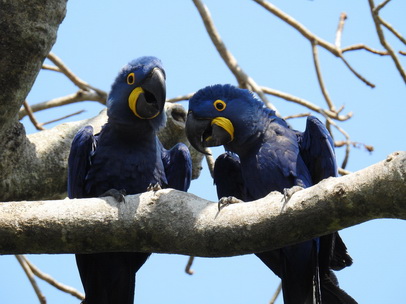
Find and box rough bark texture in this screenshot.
[0,0,67,199]
[0,151,404,256]
[0,0,203,202]
[0,104,204,201]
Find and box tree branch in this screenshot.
[0,151,404,256]
[1,103,204,201]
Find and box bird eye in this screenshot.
[213,99,226,111]
[127,73,135,85]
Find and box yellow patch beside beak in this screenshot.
[211,117,234,142]
[128,87,160,119]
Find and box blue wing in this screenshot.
[161,141,192,192]
[298,116,355,300]
[298,116,337,182]
[213,152,248,201]
[67,126,97,199]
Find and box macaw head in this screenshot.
[107,56,166,130]
[186,84,270,154]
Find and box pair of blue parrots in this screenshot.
[68,56,356,304]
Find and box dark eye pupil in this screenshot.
[128,75,134,84]
[216,103,224,110]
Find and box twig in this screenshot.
[260,86,352,121]
[40,110,85,127]
[15,255,47,304]
[205,148,216,178]
[192,0,278,114]
[42,64,60,72]
[283,113,311,120]
[311,41,336,111]
[338,54,376,88]
[46,53,107,98]
[335,12,347,49]
[269,282,282,304]
[185,256,195,275]
[166,93,194,103]
[19,90,105,120]
[369,0,406,83]
[338,167,351,175]
[23,255,85,300]
[23,100,45,131]
[379,18,406,45]
[253,0,375,87]
[341,44,388,55]
[374,0,391,12]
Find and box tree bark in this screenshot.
[0,0,67,200]
[0,104,203,202]
[0,151,404,256]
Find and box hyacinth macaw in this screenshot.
[185,84,356,304]
[67,56,192,304]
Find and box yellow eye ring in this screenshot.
[213,99,226,111]
[127,72,135,85]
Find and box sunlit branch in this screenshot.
[192,0,278,114]
[22,255,85,300]
[23,100,45,131]
[19,90,105,120]
[369,0,406,83]
[335,12,347,49]
[260,87,352,121]
[15,255,46,304]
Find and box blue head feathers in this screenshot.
[107,56,167,131]
[186,84,274,153]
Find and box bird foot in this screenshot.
[218,196,242,211]
[282,186,304,203]
[100,188,127,203]
[147,183,162,192]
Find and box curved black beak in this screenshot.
[136,67,166,119]
[186,111,232,154]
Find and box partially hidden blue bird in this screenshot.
[185,84,356,304]
[68,56,192,304]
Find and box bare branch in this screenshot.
[269,283,282,304]
[40,110,85,127]
[185,256,195,275]
[19,90,105,120]
[379,18,406,45]
[0,152,404,256]
[311,42,336,111]
[335,12,347,49]
[338,54,376,88]
[15,255,47,304]
[260,86,353,121]
[369,0,406,83]
[23,100,45,131]
[46,53,106,98]
[253,0,375,87]
[192,0,278,113]
[283,113,311,120]
[341,44,388,55]
[166,93,194,103]
[23,255,85,300]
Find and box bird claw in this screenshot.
[147,183,162,192]
[100,188,127,203]
[218,196,241,211]
[282,186,304,203]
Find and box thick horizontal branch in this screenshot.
[0,151,404,256]
[0,103,203,201]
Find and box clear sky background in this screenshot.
[1,1,405,303]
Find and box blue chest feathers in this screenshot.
[84,125,167,196]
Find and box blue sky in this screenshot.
[1,0,405,303]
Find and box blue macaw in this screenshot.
[185,84,356,304]
[68,56,192,304]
